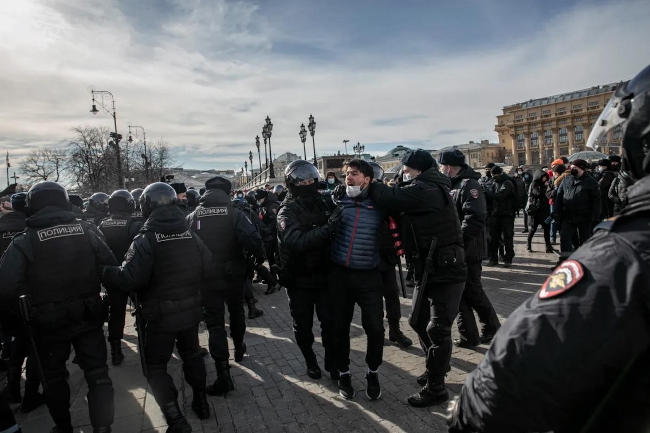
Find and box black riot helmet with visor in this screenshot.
[140,182,177,218]
[284,160,320,197]
[368,161,384,182]
[108,190,135,214]
[587,63,650,182]
[88,192,110,213]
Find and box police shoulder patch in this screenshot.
[539,260,584,299]
[469,189,479,199]
[279,218,286,231]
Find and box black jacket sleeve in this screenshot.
[232,207,265,258]
[102,233,155,293]
[277,203,332,253]
[459,179,486,238]
[608,177,621,204]
[589,178,602,221]
[193,234,218,282]
[370,181,446,213]
[87,228,119,267]
[0,234,30,302]
[485,179,514,203]
[555,180,565,220]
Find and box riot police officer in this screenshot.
[276,160,339,379]
[446,63,650,433]
[84,192,109,225]
[130,188,145,222]
[0,181,117,433]
[256,189,281,292]
[98,190,143,366]
[187,176,265,397]
[170,182,189,214]
[186,189,200,213]
[370,149,467,407]
[273,184,287,202]
[0,192,26,252]
[102,182,213,432]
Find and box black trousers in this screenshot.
[286,284,334,368]
[203,285,246,362]
[108,289,129,341]
[244,277,254,303]
[456,261,500,346]
[37,326,114,429]
[560,220,593,254]
[7,325,39,387]
[528,216,551,247]
[328,265,384,372]
[523,212,529,230]
[488,216,515,262]
[412,282,464,383]
[380,268,402,327]
[145,325,206,409]
[0,393,17,431]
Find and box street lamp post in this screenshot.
[90,88,124,188]
[255,136,262,177]
[249,151,254,180]
[244,161,248,182]
[265,116,275,178]
[343,139,349,155]
[128,125,149,183]
[262,126,269,170]
[353,142,365,158]
[308,114,317,165]
[299,124,307,160]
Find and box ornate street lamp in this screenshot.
[353,142,365,158]
[299,124,307,160]
[128,125,149,183]
[308,114,317,164]
[244,161,248,181]
[265,116,275,178]
[249,151,254,179]
[89,87,124,188]
[255,135,262,176]
[262,125,269,170]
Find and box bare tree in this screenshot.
[149,139,177,182]
[66,126,116,195]
[19,148,67,184]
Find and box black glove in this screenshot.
[255,255,266,266]
[332,184,346,200]
[327,206,344,232]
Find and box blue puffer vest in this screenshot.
[331,191,383,270]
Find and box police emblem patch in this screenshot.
[539,260,584,299]
[279,218,286,231]
[469,189,479,199]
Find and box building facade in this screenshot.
[431,140,506,169]
[495,82,623,166]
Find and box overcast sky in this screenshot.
[1,0,649,172]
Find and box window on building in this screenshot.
[531,132,539,147]
[543,121,552,127]
[557,108,567,115]
[501,139,505,143]
[575,125,583,141]
[588,101,599,107]
[573,104,582,110]
[558,119,566,124]
[516,126,524,131]
[544,130,552,144]
[515,114,523,120]
[560,128,568,143]
[528,112,537,118]
[542,110,551,116]
[590,114,599,120]
[574,116,583,122]
[517,134,525,148]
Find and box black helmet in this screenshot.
[284,160,320,198]
[368,161,384,182]
[587,63,650,181]
[26,181,69,213]
[255,189,268,201]
[10,192,27,213]
[88,192,109,213]
[69,194,84,209]
[108,190,135,214]
[130,188,144,202]
[140,182,177,218]
[272,184,285,195]
[186,189,200,207]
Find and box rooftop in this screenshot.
[503,82,623,111]
[433,141,498,153]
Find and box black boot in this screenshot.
[234,343,247,362]
[191,387,210,420]
[161,401,191,433]
[526,242,532,252]
[247,301,264,319]
[20,381,44,413]
[206,361,235,396]
[93,427,112,433]
[388,322,413,348]
[416,371,428,386]
[407,376,449,408]
[305,353,322,379]
[110,340,124,366]
[545,243,554,253]
[265,284,281,295]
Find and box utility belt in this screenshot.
[141,292,202,322]
[33,293,104,331]
[415,243,465,273]
[214,258,247,281]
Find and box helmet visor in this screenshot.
[586,96,627,150]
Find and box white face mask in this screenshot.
[402,173,412,182]
[346,185,362,198]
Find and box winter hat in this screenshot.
[572,159,589,170]
[401,149,435,172]
[609,155,621,163]
[551,158,564,168]
[205,176,232,194]
[490,166,503,176]
[598,158,611,168]
[326,171,337,178]
[484,162,495,170]
[439,149,465,167]
[169,182,187,194]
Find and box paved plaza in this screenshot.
[9,217,556,432]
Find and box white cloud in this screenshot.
[0,0,649,172]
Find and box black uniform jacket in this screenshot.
[450,175,650,433]
[555,173,601,224]
[0,211,26,253]
[450,166,487,261]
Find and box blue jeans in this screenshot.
[550,204,557,242]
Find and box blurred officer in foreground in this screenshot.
[0,181,117,433]
[187,176,265,396]
[276,160,339,380]
[103,182,213,432]
[98,190,143,366]
[446,62,650,433]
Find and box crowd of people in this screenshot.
[0,63,649,433]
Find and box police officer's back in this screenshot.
[0,181,117,433]
[84,192,109,225]
[446,62,650,433]
[102,182,214,430]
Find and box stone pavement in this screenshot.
[8,216,557,432]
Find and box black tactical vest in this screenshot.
[131,210,145,223]
[141,229,203,324]
[401,182,466,284]
[25,222,99,306]
[99,216,136,263]
[190,203,245,278]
